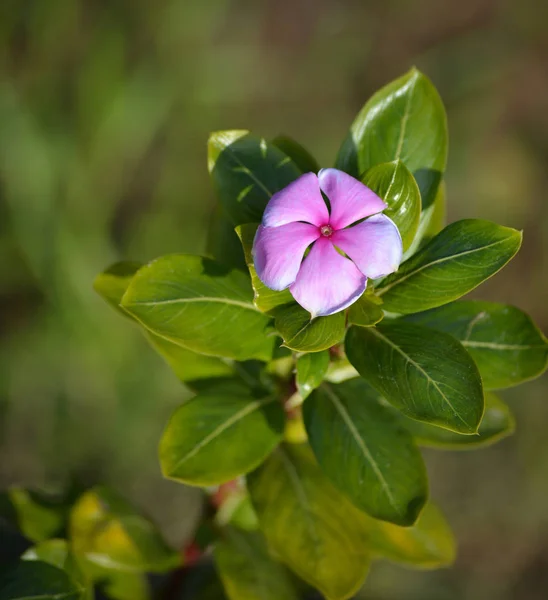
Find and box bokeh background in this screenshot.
[1,0,547,598]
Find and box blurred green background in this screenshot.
[1,0,547,598]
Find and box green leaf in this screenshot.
[69,486,179,573]
[303,380,427,526]
[271,135,320,174]
[22,540,90,600]
[87,566,150,600]
[207,206,248,271]
[121,254,276,361]
[347,292,384,328]
[93,262,143,316]
[7,488,64,543]
[360,502,456,569]
[376,220,522,315]
[247,444,370,600]
[160,391,284,486]
[345,322,484,433]
[336,68,448,210]
[362,161,421,251]
[273,303,346,353]
[208,130,301,226]
[214,528,299,600]
[403,301,548,389]
[403,392,515,449]
[296,351,330,401]
[0,560,84,600]
[235,223,293,313]
[95,261,234,384]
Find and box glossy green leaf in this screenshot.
[235,223,293,313]
[273,303,346,352]
[296,350,330,400]
[362,161,421,251]
[360,502,455,569]
[404,301,548,389]
[121,254,276,361]
[304,380,427,525]
[69,487,179,573]
[7,488,64,543]
[345,323,484,433]
[402,392,515,449]
[271,134,320,174]
[22,540,90,600]
[376,220,522,315]
[208,130,301,225]
[207,206,248,271]
[0,560,84,600]
[160,391,284,486]
[347,292,384,327]
[336,68,447,210]
[95,261,234,384]
[214,528,299,600]
[248,444,370,600]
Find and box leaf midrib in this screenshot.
[368,327,472,430]
[377,235,515,297]
[462,340,548,351]
[124,296,257,311]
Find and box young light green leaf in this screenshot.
[273,303,346,353]
[402,392,515,449]
[376,220,522,314]
[159,391,284,486]
[336,68,447,210]
[296,350,330,400]
[214,528,299,600]
[345,323,484,434]
[303,380,427,526]
[362,161,421,251]
[93,261,143,316]
[247,444,370,600]
[0,560,84,600]
[6,488,64,543]
[271,134,320,174]
[121,255,276,361]
[347,292,384,327]
[22,539,90,600]
[69,487,179,573]
[235,223,293,313]
[404,301,548,389]
[208,130,301,226]
[360,502,456,569]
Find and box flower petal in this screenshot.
[253,223,320,291]
[262,172,329,227]
[318,168,387,229]
[290,237,367,317]
[331,213,403,279]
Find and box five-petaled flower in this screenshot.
[252,169,402,317]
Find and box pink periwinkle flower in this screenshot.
[252,169,402,317]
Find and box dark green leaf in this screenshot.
[296,351,330,400]
[160,391,284,486]
[0,560,83,600]
[362,161,421,251]
[376,220,522,315]
[345,323,484,433]
[360,502,455,569]
[214,528,299,600]
[208,131,301,226]
[22,540,90,600]
[248,444,370,600]
[206,206,248,271]
[336,68,447,210]
[235,223,293,313]
[347,292,384,328]
[271,135,320,174]
[121,255,276,361]
[404,301,548,389]
[69,486,179,573]
[304,380,427,525]
[402,392,514,449]
[274,303,346,353]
